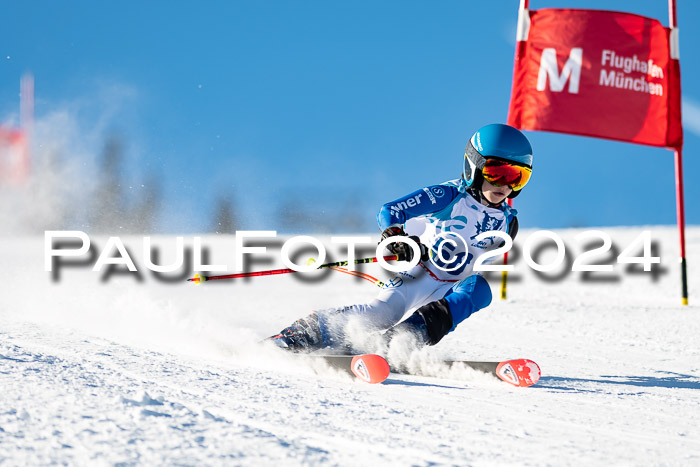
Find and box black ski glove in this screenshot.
[380,225,429,262]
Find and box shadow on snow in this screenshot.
[537,372,700,391]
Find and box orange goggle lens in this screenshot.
[482,159,532,191]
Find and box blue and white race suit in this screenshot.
[320,178,518,342]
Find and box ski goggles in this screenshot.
[481,159,532,191]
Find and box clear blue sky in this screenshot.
[2,0,699,233]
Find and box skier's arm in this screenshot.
[508,216,519,240]
[377,184,459,230]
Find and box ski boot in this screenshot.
[268,313,325,352]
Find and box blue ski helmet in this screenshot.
[463,123,533,198]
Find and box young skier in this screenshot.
[269,123,533,353]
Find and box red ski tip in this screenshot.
[350,355,390,384]
[496,359,541,387]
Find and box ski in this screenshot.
[307,354,391,384]
[445,359,541,387]
[394,358,541,387]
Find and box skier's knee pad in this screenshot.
[414,298,453,346]
[462,275,492,310]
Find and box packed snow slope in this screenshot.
[1,226,699,465]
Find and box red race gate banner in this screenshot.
[0,127,29,183]
[507,8,682,148]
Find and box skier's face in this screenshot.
[481,179,512,205]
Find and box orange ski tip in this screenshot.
[496,359,541,387]
[350,355,390,384]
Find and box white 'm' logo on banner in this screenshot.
[536,48,583,93]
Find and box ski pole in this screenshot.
[328,266,389,289]
[187,254,401,284]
